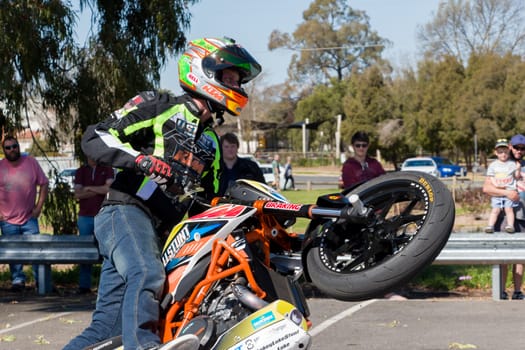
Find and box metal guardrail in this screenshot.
[0,232,520,300]
[0,235,100,295]
[435,232,525,300]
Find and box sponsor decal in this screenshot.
[251,311,275,329]
[191,204,246,220]
[263,202,302,211]
[255,330,300,350]
[187,72,199,85]
[123,94,144,110]
[202,84,224,101]
[417,177,434,202]
[162,226,190,266]
[162,223,222,265]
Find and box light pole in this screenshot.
[302,118,309,156]
[335,114,342,161]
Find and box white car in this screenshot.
[400,157,440,177]
[49,167,77,191]
[259,163,293,190]
[238,153,260,166]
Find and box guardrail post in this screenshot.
[307,181,312,191]
[38,265,52,295]
[492,264,501,301]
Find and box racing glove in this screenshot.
[135,154,173,186]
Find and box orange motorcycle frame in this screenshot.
[159,206,294,342]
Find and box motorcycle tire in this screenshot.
[305,171,455,301]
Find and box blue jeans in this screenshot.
[63,205,166,350]
[0,218,40,285]
[77,215,95,289]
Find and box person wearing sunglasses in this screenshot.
[483,134,525,300]
[341,131,386,189]
[0,135,49,291]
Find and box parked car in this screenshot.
[238,153,261,166]
[431,156,467,177]
[259,163,292,190]
[400,157,466,178]
[49,167,77,190]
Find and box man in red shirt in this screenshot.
[341,131,385,189]
[73,157,114,294]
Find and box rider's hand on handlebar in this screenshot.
[135,154,173,186]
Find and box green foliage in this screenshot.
[51,264,101,287]
[0,1,76,132]
[41,182,78,235]
[454,187,488,215]
[0,0,197,154]
[410,265,493,291]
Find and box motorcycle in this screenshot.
[86,170,454,350]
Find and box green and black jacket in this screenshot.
[81,91,221,231]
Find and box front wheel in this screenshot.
[305,171,454,301]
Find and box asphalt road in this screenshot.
[0,288,522,350]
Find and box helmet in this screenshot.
[178,37,262,116]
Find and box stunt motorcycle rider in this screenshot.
[62,37,261,350]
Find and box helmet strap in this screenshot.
[214,110,225,127]
[205,100,217,113]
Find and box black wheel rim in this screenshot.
[318,179,431,273]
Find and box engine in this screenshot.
[201,278,265,334]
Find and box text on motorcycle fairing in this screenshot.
[263,202,302,211]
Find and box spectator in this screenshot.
[484,139,519,234]
[73,157,114,294]
[483,134,525,300]
[272,154,281,190]
[219,132,265,196]
[63,37,261,350]
[341,131,385,188]
[0,135,49,291]
[283,156,296,190]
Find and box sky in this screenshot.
[160,0,444,93]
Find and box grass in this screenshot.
[281,188,340,233]
[409,265,493,292]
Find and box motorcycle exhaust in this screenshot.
[231,283,269,310]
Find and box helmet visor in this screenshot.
[203,45,262,84]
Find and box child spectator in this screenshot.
[485,139,520,233]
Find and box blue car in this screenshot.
[431,157,467,177]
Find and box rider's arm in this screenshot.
[81,92,163,170]
[482,176,519,201]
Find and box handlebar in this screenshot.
[209,195,371,223]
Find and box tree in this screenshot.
[0,0,198,154]
[268,0,390,85]
[1,1,197,233]
[418,0,525,63]
[340,66,396,164]
[71,0,198,155]
[294,79,346,153]
[0,1,76,134]
[456,53,525,166]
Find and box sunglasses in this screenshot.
[354,143,368,148]
[514,146,525,151]
[3,144,19,151]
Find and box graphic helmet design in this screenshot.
[178,37,262,116]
